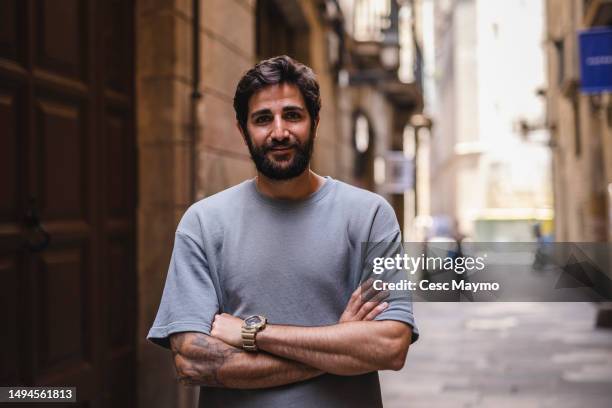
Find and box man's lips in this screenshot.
[267,146,294,152]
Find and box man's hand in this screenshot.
[339,278,389,323]
[211,313,244,348]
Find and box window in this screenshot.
[353,113,374,189]
[256,0,310,63]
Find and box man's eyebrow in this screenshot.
[282,105,305,112]
[250,106,305,118]
[251,109,272,118]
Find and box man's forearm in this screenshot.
[171,332,323,389]
[256,321,411,376]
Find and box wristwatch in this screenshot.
[241,315,267,352]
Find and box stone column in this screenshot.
[136,0,196,407]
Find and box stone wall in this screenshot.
[136,0,198,407]
[196,0,256,198]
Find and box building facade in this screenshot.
[545,0,612,242]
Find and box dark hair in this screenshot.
[233,55,321,135]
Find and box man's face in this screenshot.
[241,83,316,180]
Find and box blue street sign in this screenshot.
[578,28,612,94]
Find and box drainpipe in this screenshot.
[191,0,202,202]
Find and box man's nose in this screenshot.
[270,116,289,140]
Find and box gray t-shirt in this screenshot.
[147,177,419,408]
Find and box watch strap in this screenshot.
[241,327,259,351]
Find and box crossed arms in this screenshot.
[170,280,413,389]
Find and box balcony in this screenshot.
[341,0,422,103]
[346,0,398,71]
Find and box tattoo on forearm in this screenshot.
[171,333,243,387]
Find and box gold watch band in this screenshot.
[241,315,267,352]
[241,327,258,351]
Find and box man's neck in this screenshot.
[255,169,326,200]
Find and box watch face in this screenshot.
[245,316,263,328]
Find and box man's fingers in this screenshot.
[360,284,383,303]
[354,290,389,320]
[339,282,389,323]
[356,278,374,298]
[363,302,389,321]
[347,278,374,313]
[354,300,377,320]
[371,289,390,303]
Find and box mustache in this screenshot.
[262,140,300,152]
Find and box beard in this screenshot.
[245,131,315,180]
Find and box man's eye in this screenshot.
[254,116,271,124]
[285,112,302,120]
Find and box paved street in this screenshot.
[380,302,612,407]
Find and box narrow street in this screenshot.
[380,302,612,407]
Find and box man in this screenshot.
[147,55,419,407]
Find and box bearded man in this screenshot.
[147,55,419,408]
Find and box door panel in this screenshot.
[34,0,88,80]
[0,83,22,221]
[0,254,20,383]
[36,95,88,220]
[34,245,92,376]
[0,0,26,64]
[105,110,130,218]
[102,0,130,94]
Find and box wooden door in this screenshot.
[0,1,136,406]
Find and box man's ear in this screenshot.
[236,122,248,146]
[312,118,320,139]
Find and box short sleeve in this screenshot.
[365,201,420,344]
[147,230,220,349]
